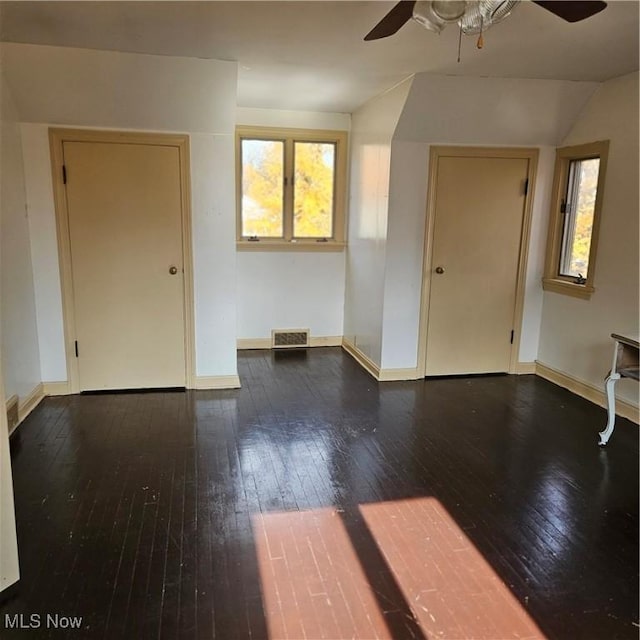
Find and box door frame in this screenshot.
[417,146,539,377]
[0,351,20,592]
[49,128,196,393]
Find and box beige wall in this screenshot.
[1,70,41,403]
[0,361,19,593]
[537,72,639,407]
[0,68,21,594]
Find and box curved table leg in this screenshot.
[598,372,620,446]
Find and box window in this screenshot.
[236,127,347,250]
[543,140,609,299]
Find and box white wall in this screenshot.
[378,73,599,371]
[20,124,66,382]
[344,78,413,367]
[518,146,555,363]
[380,140,429,370]
[237,252,346,339]
[4,43,238,380]
[190,134,238,375]
[237,107,349,131]
[2,44,235,133]
[235,107,349,341]
[0,73,41,400]
[394,75,600,145]
[538,72,639,406]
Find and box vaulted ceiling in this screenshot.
[1,1,638,112]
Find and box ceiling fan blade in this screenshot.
[532,0,607,23]
[364,0,417,41]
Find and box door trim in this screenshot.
[417,146,539,377]
[0,350,20,592]
[49,128,195,392]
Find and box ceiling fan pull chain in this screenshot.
[457,24,463,62]
[476,16,484,49]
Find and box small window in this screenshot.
[236,127,347,250]
[543,141,609,299]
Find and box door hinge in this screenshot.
[62,165,67,185]
[523,178,529,196]
[74,341,79,358]
[560,200,568,214]
[510,330,514,344]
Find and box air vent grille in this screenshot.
[271,329,310,349]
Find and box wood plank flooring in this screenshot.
[0,347,637,639]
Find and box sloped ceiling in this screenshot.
[394,74,600,144]
[1,1,638,112]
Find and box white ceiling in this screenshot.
[1,1,638,113]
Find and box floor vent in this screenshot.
[6,395,19,433]
[271,329,310,349]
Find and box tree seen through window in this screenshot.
[241,138,336,239]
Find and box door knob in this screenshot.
[435,266,445,274]
[169,266,178,275]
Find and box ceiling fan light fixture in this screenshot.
[412,0,520,36]
[432,0,468,21]
[412,1,448,33]
[459,0,520,34]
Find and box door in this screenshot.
[64,141,186,390]
[425,154,529,375]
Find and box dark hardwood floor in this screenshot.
[1,347,638,639]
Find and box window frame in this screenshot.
[543,140,609,299]
[235,126,348,251]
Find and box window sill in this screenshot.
[236,240,346,252]
[542,278,594,300]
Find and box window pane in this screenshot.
[559,158,600,278]
[241,139,284,237]
[293,142,335,238]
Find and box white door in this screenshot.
[425,155,529,375]
[64,141,186,391]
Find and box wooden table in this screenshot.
[598,333,639,445]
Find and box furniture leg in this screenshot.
[598,372,620,446]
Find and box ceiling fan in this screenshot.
[364,0,607,42]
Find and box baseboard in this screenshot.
[536,361,639,424]
[43,381,72,396]
[238,336,343,350]
[193,375,241,390]
[309,336,343,348]
[237,338,271,350]
[341,339,380,380]
[514,362,536,375]
[379,361,538,381]
[5,395,19,434]
[341,340,423,382]
[19,383,45,421]
[6,384,46,434]
[378,367,421,382]
[7,382,72,435]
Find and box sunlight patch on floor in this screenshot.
[254,498,546,639]
[253,508,391,639]
[360,497,545,639]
